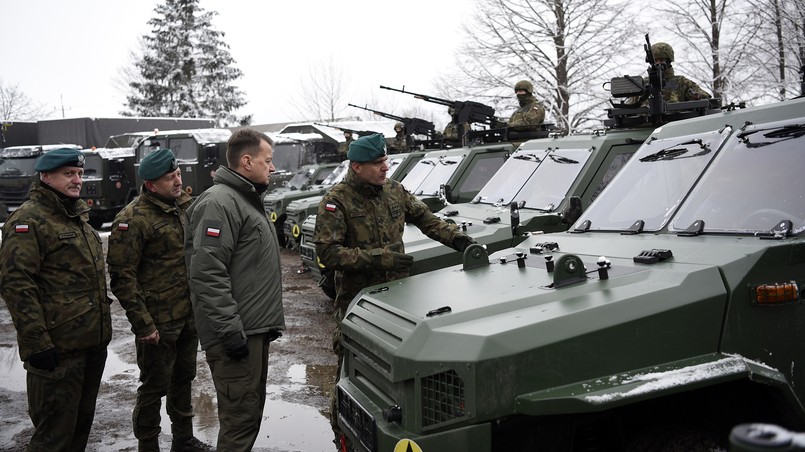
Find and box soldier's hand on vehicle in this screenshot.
[138,329,160,345]
[374,248,414,271]
[452,235,477,252]
[28,347,59,371]
[223,331,249,360]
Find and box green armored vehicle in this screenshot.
[0,144,82,222]
[336,96,805,451]
[263,162,339,246]
[80,147,137,229]
[135,129,231,197]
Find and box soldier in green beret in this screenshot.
[312,133,476,449]
[107,149,213,452]
[0,148,113,451]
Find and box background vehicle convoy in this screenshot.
[335,97,805,451]
[81,147,137,229]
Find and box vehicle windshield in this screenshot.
[516,148,592,211]
[167,137,201,161]
[322,161,349,185]
[475,150,546,205]
[576,128,729,231]
[81,154,103,181]
[401,157,440,192]
[670,118,805,233]
[272,142,303,172]
[0,156,38,177]
[287,167,315,189]
[413,155,465,196]
[387,156,407,179]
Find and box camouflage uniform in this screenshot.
[388,122,407,153]
[337,134,354,160]
[0,181,112,451]
[657,66,712,102]
[107,190,199,445]
[313,167,472,437]
[508,79,546,131]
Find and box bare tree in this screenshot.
[0,79,49,121]
[290,58,351,122]
[656,0,760,103]
[444,0,638,133]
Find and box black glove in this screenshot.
[29,348,59,371]
[452,235,477,253]
[375,250,414,271]
[223,331,249,360]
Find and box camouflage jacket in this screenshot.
[314,169,468,308]
[443,122,470,141]
[337,138,354,156]
[107,190,193,337]
[388,134,407,154]
[184,166,285,349]
[0,182,111,360]
[658,66,712,102]
[508,94,546,130]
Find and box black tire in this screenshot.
[626,426,726,452]
[319,270,336,300]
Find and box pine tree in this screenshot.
[124,0,249,126]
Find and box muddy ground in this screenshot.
[0,231,338,452]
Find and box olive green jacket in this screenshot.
[184,166,285,349]
[0,182,112,360]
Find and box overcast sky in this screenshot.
[3,0,475,125]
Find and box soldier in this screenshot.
[312,134,476,449]
[0,148,112,451]
[107,149,213,452]
[184,128,285,452]
[649,42,712,102]
[508,79,546,131]
[443,106,469,142]
[388,121,407,153]
[336,130,354,159]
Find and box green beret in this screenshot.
[347,134,387,162]
[138,148,179,180]
[34,148,85,172]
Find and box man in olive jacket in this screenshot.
[184,128,285,452]
[0,148,112,451]
[108,149,212,452]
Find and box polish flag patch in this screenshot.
[206,227,221,238]
[15,224,29,233]
[117,223,129,231]
[325,203,337,212]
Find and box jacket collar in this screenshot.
[345,167,384,198]
[142,189,192,213]
[30,182,90,218]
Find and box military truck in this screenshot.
[263,162,339,246]
[0,144,82,221]
[80,147,137,229]
[135,129,231,197]
[268,132,342,189]
[335,96,805,451]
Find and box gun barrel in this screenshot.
[379,85,453,107]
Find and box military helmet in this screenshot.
[514,80,534,94]
[394,122,404,131]
[651,42,674,63]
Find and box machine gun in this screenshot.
[380,85,499,130]
[313,123,380,138]
[604,33,720,128]
[346,104,435,138]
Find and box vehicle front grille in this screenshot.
[422,370,466,427]
[338,386,377,452]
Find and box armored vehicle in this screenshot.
[268,132,342,189]
[135,129,231,197]
[335,96,805,451]
[81,147,137,229]
[264,162,339,246]
[0,144,82,221]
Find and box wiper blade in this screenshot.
[738,123,805,148]
[639,139,710,162]
[513,153,542,162]
[547,154,579,164]
[438,160,459,165]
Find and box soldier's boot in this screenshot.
[138,438,160,452]
[170,435,214,452]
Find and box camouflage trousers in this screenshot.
[133,316,199,441]
[205,332,272,452]
[25,347,107,452]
